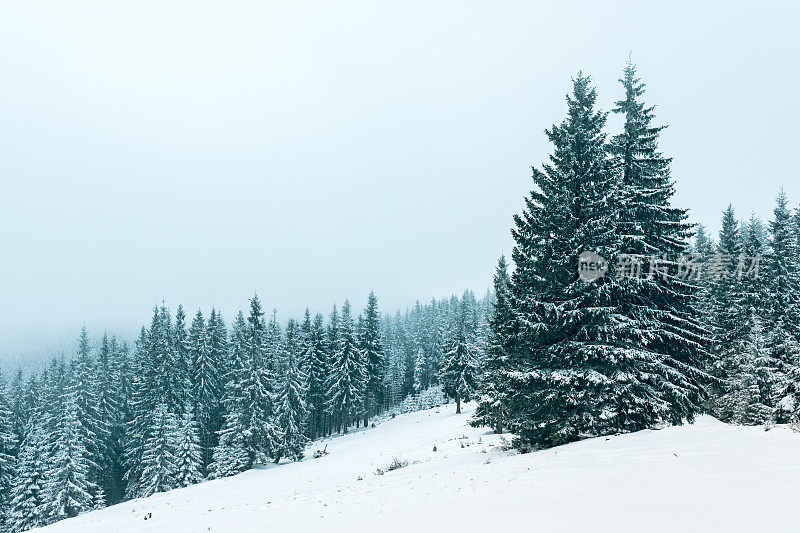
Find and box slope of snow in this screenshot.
[35,404,800,533]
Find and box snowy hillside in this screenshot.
[34,404,800,533]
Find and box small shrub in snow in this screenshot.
[375,457,408,476]
[387,458,408,471]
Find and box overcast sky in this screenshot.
[1,1,798,357]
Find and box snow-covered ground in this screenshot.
[35,404,800,533]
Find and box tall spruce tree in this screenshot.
[718,312,777,424]
[93,333,123,503]
[69,328,106,503]
[210,296,277,475]
[242,295,279,460]
[209,312,254,478]
[706,206,749,419]
[765,191,800,336]
[173,410,202,488]
[123,306,181,498]
[274,320,309,462]
[766,190,800,421]
[326,300,365,433]
[609,63,707,429]
[8,421,46,532]
[473,256,514,432]
[360,292,385,425]
[505,72,705,448]
[138,403,178,497]
[203,309,228,467]
[188,309,222,471]
[325,303,341,432]
[303,311,329,440]
[172,305,192,413]
[425,307,445,387]
[44,396,94,521]
[440,300,479,414]
[123,326,153,498]
[106,337,131,505]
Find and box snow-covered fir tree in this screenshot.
[172,305,193,414]
[718,311,777,424]
[274,320,309,462]
[44,395,94,521]
[360,292,386,425]
[210,296,278,475]
[123,328,153,498]
[93,333,123,503]
[326,300,365,433]
[706,205,750,419]
[440,299,479,414]
[473,256,514,432]
[188,309,222,472]
[765,190,800,421]
[109,338,132,499]
[173,410,203,488]
[70,328,106,503]
[209,311,257,478]
[303,311,330,440]
[242,295,279,460]
[504,71,705,448]
[202,309,228,468]
[425,308,445,387]
[608,63,707,430]
[8,422,46,533]
[138,403,178,497]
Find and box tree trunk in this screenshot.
[456,396,461,414]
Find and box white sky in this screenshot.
[1,1,798,354]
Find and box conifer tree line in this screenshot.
[692,193,800,425]
[472,62,800,448]
[0,291,488,531]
